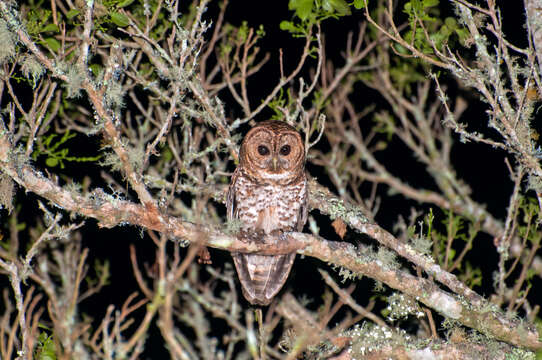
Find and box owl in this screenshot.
[227,120,308,306]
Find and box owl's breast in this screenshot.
[235,177,306,234]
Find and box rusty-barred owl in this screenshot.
[227,120,308,306]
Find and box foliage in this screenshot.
[31,131,101,168]
[34,331,56,360]
[402,0,469,53]
[280,0,355,34]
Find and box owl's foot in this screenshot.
[239,229,267,244]
[269,229,290,245]
[197,246,212,264]
[269,229,284,237]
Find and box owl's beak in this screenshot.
[272,157,278,171]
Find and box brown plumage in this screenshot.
[227,120,308,305]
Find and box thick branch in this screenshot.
[0,137,540,350]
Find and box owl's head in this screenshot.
[239,120,305,182]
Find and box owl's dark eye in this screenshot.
[258,145,270,156]
[279,145,291,156]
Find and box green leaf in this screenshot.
[45,157,58,167]
[353,0,366,9]
[455,28,470,46]
[110,12,130,27]
[289,0,314,21]
[89,64,103,76]
[66,9,80,19]
[161,148,173,163]
[38,323,52,331]
[280,20,296,31]
[41,23,59,33]
[41,38,60,52]
[392,43,409,55]
[279,21,304,34]
[423,0,439,7]
[117,0,135,7]
[323,0,351,16]
[36,332,57,360]
[237,21,249,42]
[444,17,457,29]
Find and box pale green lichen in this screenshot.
[410,231,433,257]
[0,171,14,212]
[100,142,144,175]
[331,245,373,282]
[224,218,243,235]
[64,181,82,195]
[506,348,535,360]
[384,292,424,321]
[466,331,535,360]
[99,150,124,174]
[346,322,419,358]
[376,246,400,270]
[62,63,84,98]
[325,196,368,225]
[332,264,363,282]
[21,54,45,87]
[527,173,542,193]
[373,280,385,292]
[0,19,17,65]
[104,80,125,111]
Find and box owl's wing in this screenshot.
[295,176,309,232]
[226,168,239,221]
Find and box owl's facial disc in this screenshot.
[240,123,305,182]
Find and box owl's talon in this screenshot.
[269,229,284,237]
[197,247,212,264]
[269,229,290,244]
[239,229,266,244]
[277,231,290,243]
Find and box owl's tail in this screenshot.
[232,253,296,306]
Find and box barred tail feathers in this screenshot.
[232,253,296,306]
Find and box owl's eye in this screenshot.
[258,145,270,156]
[279,145,291,156]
